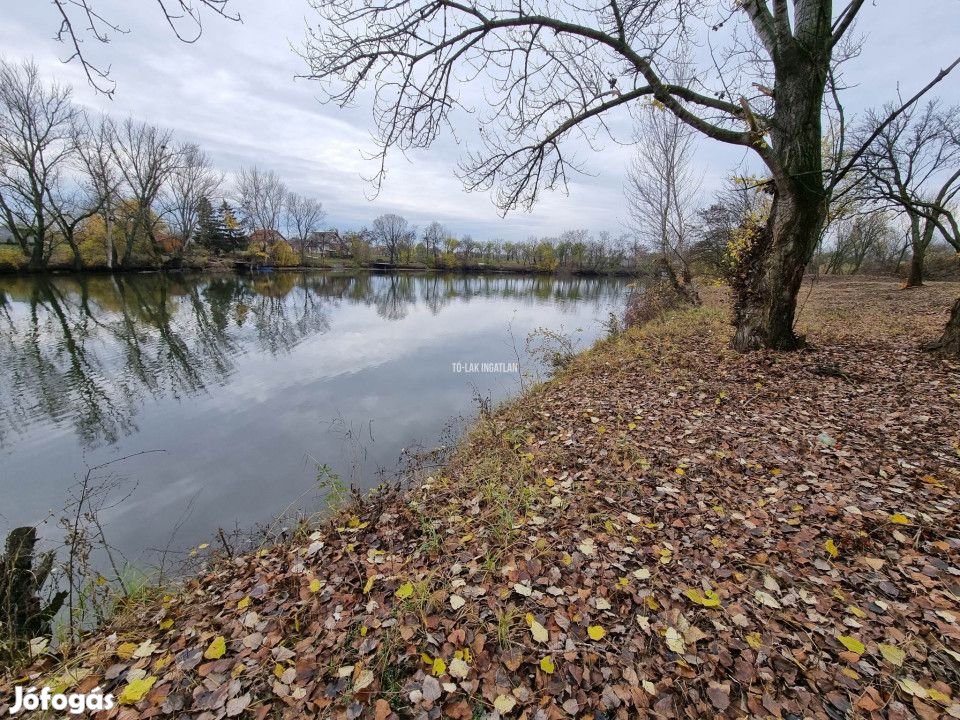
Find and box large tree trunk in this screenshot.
[905,216,925,287]
[730,46,829,352]
[906,250,924,287]
[927,298,960,355]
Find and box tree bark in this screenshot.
[906,248,924,287]
[730,49,829,352]
[927,297,960,355]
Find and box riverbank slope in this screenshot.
[4,278,959,719]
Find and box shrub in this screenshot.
[269,240,298,267]
[624,282,686,329]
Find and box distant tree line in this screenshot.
[0,58,327,272]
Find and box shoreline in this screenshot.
[3,279,958,718]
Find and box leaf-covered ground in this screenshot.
[4,279,960,719]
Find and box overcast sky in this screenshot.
[1,1,958,241]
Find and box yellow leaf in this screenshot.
[674,467,685,476]
[493,695,516,714]
[837,635,864,655]
[431,658,446,676]
[116,642,138,660]
[878,643,905,667]
[847,605,866,619]
[395,581,414,599]
[309,578,322,593]
[539,656,556,674]
[587,625,606,641]
[927,687,951,705]
[204,635,226,660]
[159,619,174,630]
[119,676,157,704]
[237,596,251,610]
[274,663,285,679]
[824,538,839,558]
[683,588,721,608]
[363,576,375,594]
[745,632,762,650]
[889,513,910,525]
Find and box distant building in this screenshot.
[304,230,342,255]
[0,226,15,245]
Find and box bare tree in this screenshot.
[109,119,178,267]
[0,59,78,270]
[826,212,895,275]
[49,0,240,96]
[422,221,445,263]
[75,114,121,268]
[285,191,326,265]
[625,100,701,302]
[301,0,959,351]
[236,166,287,236]
[852,99,960,286]
[164,142,223,252]
[44,118,119,271]
[371,213,414,265]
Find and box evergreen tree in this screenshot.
[220,201,247,252]
[196,197,247,255]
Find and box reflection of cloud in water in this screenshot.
[0,271,627,563]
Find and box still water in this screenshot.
[0,271,626,564]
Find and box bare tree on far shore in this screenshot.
[236,166,287,236]
[165,142,223,252]
[109,119,178,267]
[371,213,414,265]
[285,192,327,265]
[0,59,79,270]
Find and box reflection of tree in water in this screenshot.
[0,271,625,450]
[0,273,336,449]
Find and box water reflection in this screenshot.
[1,271,625,559]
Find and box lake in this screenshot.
[0,271,627,567]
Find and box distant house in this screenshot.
[304,230,342,256]
[249,229,286,252]
[0,227,15,245]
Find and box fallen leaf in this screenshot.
[448,657,470,679]
[226,693,250,717]
[837,635,865,655]
[754,590,782,609]
[395,582,414,599]
[203,635,226,660]
[824,538,839,558]
[665,627,685,654]
[539,655,556,674]
[119,675,157,705]
[493,694,516,714]
[587,625,606,641]
[683,588,721,607]
[878,643,905,667]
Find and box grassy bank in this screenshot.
[3,278,959,719]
